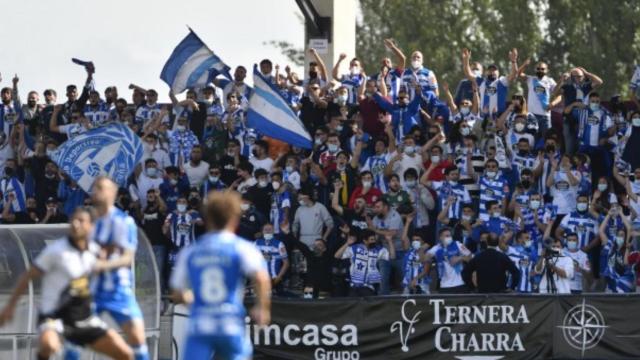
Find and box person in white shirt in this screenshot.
[182,145,209,189]
[133,159,164,209]
[386,135,423,186]
[49,106,91,139]
[423,228,472,293]
[517,61,558,135]
[546,154,581,215]
[142,133,171,170]
[562,232,591,294]
[233,161,256,194]
[249,140,274,173]
[535,236,574,294]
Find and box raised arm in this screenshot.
[309,48,328,82]
[579,67,603,88]
[461,48,475,81]
[332,53,347,81]
[49,105,62,133]
[441,82,457,114]
[384,38,406,70]
[506,48,519,83]
[331,181,344,216]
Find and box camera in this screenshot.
[543,238,559,258]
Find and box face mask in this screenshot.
[431,155,440,163]
[263,233,274,241]
[362,181,372,189]
[272,181,281,190]
[633,117,640,127]
[46,149,56,158]
[146,168,157,177]
[514,123,525,132]
[315,138,323,146]
[460,107,470,116]
[298,199,306,207]
[486,171,497,179]
[597,183,608,192]
[411,60,422,69]
[443,236,453,246]
[176,125,186,131]
[460,127,470,136]
[492,211,501,218]
[487,74,497,82]
[170,178,178,186]
[524,240,533,248]
[328,144,339,153]
[258,180,268,188]
[535,71,545,78]
[45,172,56,179]
[449,180,458,186]
[404,146,415,155]
[405,180,416,188]
[282,166,293,174]
[577,202,588,212]
[615,236,625,247]
[335,95,348,105]
[336,125,344,132]
[177,204,187,213]
[411,240,421,250]
[589,103,600,112]
[350,66,360,75]
[567,241,578,251]
[209,175,219,183]
[530,200,541,210]
[462,214,472,222]
[240,203,250,211]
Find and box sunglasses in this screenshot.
[536,68,546,71]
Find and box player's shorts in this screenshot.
[95,297,143,326]
[183,333,252,360]
[37,314,108,346]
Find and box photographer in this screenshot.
[534,219,574,294]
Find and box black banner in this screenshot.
[248,295,640,360]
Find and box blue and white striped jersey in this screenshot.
[508,245,538,293]
[92,207,138,302]
[432,181,472,221]
[393,67,438,101]
[478,175,509,221]
[254,237,288,279]
[341,243,389,289]
[170,231,266,336]
[0,99,22,140]
[478,76,509,114]
[165,210,201,248]
[135,103,162,125]
[361,153,392,192]
[340,74,365,106]
[573,108,613,147]
[526,76,556,116]
[559,211,598,249]
[269,191,291,234]
[0,177,26,213]
[84,101,111,127]
[402,249,429,288]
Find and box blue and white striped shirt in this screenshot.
[479,175,509,220]
[166,210,201,248]
[254,237,288,279]
[559,211,598,249]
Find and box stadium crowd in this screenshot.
[2,40,640,297]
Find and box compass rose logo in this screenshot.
[557,299,608,357]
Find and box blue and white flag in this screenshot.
[51,124,143,192]
[247,65,312,149]
[160,29,232,94]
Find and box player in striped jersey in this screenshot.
[428,166,471,225]
[392,47,439,100]
[359,135,393,193]
[163,196,204,272]
[214,66,253,109]
[476,159,510,221]
[332,54,365,106]
[598,208,634,293]
[132,87,162,126]
[254,223,289,295]
[452,135,485,200]
[557,194,598,251]
[0,75,23,140]
[462,48,518,115]
[91,177,149,360]
[83,90,111,127]
[510,139,539,183]
[508,231,538,293]
[516,193,555,247]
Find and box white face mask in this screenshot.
[514,123,525,132]
[492,211,501,218]
[460,127,471,136]
[524,240,533,248]
[615,236,625,247]
[170,178,178,186]
[462,214,472,222]
[176,125,186,131]
[362,181,372,189]
[567,241,578,251]
[431,155,440,163]
[632,117,640,127]
[443,236,453,246]
[272,181,281,190]
[589,102,600,112]
[315,138,323,146]
[328,144,339,153]
[460,107,470,116]
[146,167,157,177]
[530,200,541,210]
[486,171,497,179]
[405,180,416,188]
[177,204,187,213]
[46,149,56,158]
[449,180,458,186]
[411,240,421,250]
[597,183,608,192]
[263,233,274,241]
[577,202,588,212]
[240,203,250,211]
[350,66,360,75]
[285,165,294,173]
[209,175,219,183]
[404,146,415,155]
[411,60,422,69]
[298,199,307,207]
[258,180,268,188]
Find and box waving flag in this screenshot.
[50,124,143,192]
[160,29,232,93]
[247,65,312,149]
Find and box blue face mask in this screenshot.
[589,102,600,112]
